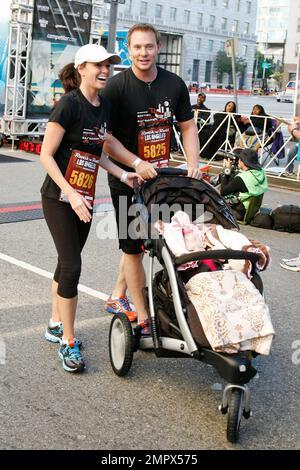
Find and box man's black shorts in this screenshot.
[109,184,144,255]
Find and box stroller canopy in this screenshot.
[136,175,239,230]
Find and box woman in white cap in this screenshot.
[40,44,151,373]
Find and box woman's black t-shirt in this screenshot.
[41,88,110,199]
[102,67,193,188]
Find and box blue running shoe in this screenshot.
[45,323,82,348]
[45,322,63,343]
[58,340,85,373]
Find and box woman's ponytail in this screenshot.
[58,63,80,93]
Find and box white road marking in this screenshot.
[0,252,108,301]
[1,317,108,340]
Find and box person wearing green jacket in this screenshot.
[220,148,268,220]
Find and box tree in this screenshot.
[253,50,276,80]
[215,50,247,87]
[271,71,284,90]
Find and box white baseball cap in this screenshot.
[74,44,121,68]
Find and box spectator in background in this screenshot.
[192,93,211,127]
[199,101,242,159]
[235,104,273,151]
[283,116,300,175]
[240,104,273,134]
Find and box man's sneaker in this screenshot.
[58,340,85,373]
[105,296,137,322]
[45,322,63,343]
[280,255,300,272]
[138,319,151,336]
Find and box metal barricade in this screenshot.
[171,110,299,181]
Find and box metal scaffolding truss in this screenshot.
[4,0,34,122]
[0,0,110,143]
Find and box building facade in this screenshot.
[91,0,257,90]
[256,0,289,68]
[284,1,300,84]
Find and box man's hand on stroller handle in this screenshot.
[187,165,203,180]
[135,160,157,180]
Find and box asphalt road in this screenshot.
[0,148,299,450]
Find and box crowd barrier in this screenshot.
[171,110,300,182]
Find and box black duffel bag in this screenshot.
[272,205,300,233]
[251,207,274,230]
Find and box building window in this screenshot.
[209,15,216,28]
[192,59,200,82]
[170,7,177,21]
[297,18,300,33]
[155,4,162,18]
[125,0,132,12]
[208,40,214,52]
[233,20,239,33]
[236,0,240,11]
[221,17,228,31]
[198,12,203,27]
[196,38,202,50]
[247,1,251,14]
[184,10,190,24]
[205,61,212,82]
[244,22,250,35]
[223,0,229,7]
[242,45,248,57]
[211,0,217,6]
[140,1,147,16]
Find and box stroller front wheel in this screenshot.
[109,313,135,376]
[227,388,244,443]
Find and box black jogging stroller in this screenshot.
[108,168,268,443]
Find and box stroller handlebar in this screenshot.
[133,167,188,193]
[155,167,188,176]
[174,249,261,266]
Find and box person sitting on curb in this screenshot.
[220,148,268,220]
[284,116,300,176]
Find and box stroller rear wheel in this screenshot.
[227,388,244,443]
[109,313,134,376]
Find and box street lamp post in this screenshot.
[231,36,238,111]
[104,0,125,74]
[226,33,238,112]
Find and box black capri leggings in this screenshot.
[42,196,92,298]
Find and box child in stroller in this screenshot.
[108,168,274,443]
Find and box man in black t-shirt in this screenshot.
[102,23,201,331]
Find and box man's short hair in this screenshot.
[127,23,161,45]
[198,93,206,98]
